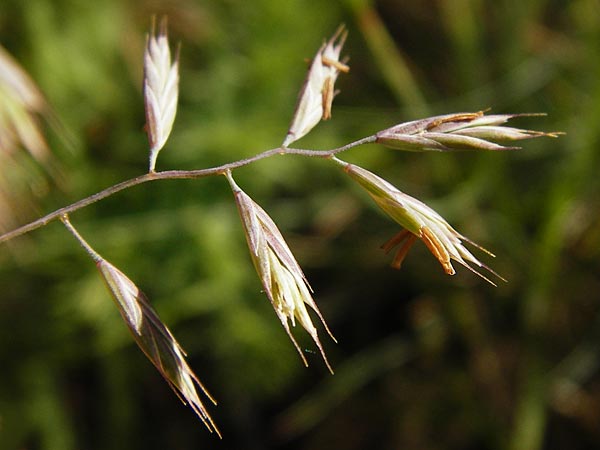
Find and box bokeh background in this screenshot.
[1,0,599,449]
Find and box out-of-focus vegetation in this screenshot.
[0,0,598,449]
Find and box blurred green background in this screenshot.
[1,0,599,449]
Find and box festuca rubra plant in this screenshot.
[0,18,561,437]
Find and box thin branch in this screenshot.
[60,214,103,262]
[0,136,376,244]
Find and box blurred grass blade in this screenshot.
[275,335,413,439]
[0,44,49,161]
[0,44,56,235]
[346,0,428,114]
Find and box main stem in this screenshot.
[0,136,376,244]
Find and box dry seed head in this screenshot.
[227,172,335,373]
[144,17,180,172]
[283,25,348,147]
[339,161,504,285]
[376,111,562,152]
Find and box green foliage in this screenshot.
[1,0,598,449]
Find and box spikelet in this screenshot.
[283,25,349,147]
[337,160,505,285]
[61,216,220,436]
[144,17,179,172]
[97,259,220,436]
[226,172,336,373]
[376,111,562,152]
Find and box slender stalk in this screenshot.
[60,215,102,262]
[0,136,376,244]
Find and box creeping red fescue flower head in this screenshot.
[144,17,180,172]
[226,171,336,372]
[60,215,219,436]
[97,259,220,436]
[376,111,562,153]
[283,25,349,147]
[337,160,504,285]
